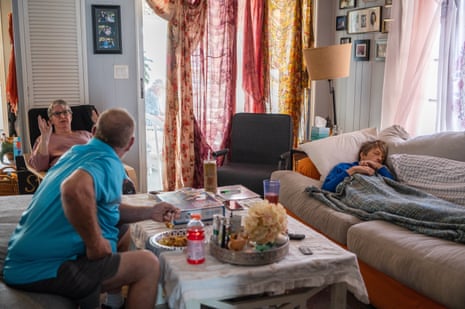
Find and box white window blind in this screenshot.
[17,0,87,109]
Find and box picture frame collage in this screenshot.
[91,5,122,54]
[337,0,391,61]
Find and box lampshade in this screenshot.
[303,44,352,81]
[302,43,352,132]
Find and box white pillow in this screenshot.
[298,127,378,182]
[390,154,465,206]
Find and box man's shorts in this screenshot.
[8,254,120,309]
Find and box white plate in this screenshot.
[147,229,187,257]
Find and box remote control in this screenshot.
[298,246,313,255]
[288,233,306,240]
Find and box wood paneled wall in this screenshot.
[315,0,389,134]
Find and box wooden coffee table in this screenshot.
[125,194,369,309]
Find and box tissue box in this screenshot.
[311,127,330,140]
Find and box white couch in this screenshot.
[272,126,465,309]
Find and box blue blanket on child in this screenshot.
[306,174,465,243]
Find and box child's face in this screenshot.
[360,147,384,164]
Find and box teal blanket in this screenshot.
[306,174,465,243]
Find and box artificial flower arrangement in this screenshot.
[243,199,288,245]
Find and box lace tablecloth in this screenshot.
[125,194,369,308]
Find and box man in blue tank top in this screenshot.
[4,108,179,309]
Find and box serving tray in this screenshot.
[209,236,289,266]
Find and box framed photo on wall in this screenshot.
[92,5,122,54]
[347,6,382,34]
[375,39,387,61]
[382,18,393,33]
[340,0,356,9]
[336,16,347,31]
[340,37,352,44]
[354,39,370,61]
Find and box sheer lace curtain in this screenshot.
[191,0,238,188]
[381,0,465,135]
[437,0,465,131]
[380,0,441,136]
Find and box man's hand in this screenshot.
[150,202,181,223]
[86,236,112,260]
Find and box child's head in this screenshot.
[358,140,388,163]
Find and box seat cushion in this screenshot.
[347,220,465,309]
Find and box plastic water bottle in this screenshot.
[13,137,22,159]
[186,213,205,264]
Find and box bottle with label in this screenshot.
[203,151,217,193]
[13,137,22,159]
[186,213,205,264]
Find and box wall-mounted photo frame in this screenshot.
[382,18,393,33]
[347,6,382,34]
[336,16,347,31]
[340,0,356,9]
[354,39,370,61]
[92,5,122,54]
[340,37,352,44]
[375,39,387,61]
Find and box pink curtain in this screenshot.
[380,0,441,135]
[191,0,238,188]
[242,0,267,113]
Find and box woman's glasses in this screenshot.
[51,110,73,117]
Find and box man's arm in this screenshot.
[119,202,180,224]
[61,169,111,259]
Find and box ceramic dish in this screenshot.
[147,229,187,257]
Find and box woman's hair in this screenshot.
[358,140,388,161]
[47,99,70,118]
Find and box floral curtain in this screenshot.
[437,0,465,131]
[147,0,207,190]
[268,0,312,146]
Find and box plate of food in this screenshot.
[147,229,187,257]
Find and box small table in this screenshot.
[125,194,369,309]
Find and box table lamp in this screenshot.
[303,43,352,128]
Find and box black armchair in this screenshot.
[24,105,137,193]
[27,105,97,148]
[212,113,293,196]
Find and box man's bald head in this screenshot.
[94,108,135,149]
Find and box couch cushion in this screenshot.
[348,220,465,309]
[298,127,378,182]
[271,170,362,245]
[385,131,465,168]
[390,154,465,206]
